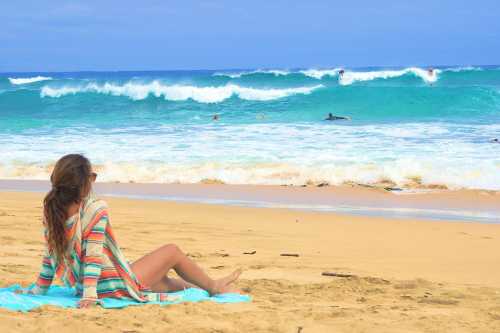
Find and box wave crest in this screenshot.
[213,67,442,84]
[339,67,438,85]
[442,66,483,72]
[40,82,323,103]
[8,76,52,85]
[299,68,341,79]
[213,69,290,78]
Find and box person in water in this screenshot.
[325,113,350,121]
[338,69,345,79]
[212,114,219,121]
[17,154,241,308]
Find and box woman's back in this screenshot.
[34,195,148,301]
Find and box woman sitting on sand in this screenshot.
[19,154,241,308]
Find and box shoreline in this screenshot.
[1,179,498,223]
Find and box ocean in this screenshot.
[1,66,499,190]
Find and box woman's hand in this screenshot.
[78,298,99,308]
[14,289,35,295]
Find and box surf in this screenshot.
[40,81,323,103]
[8,76,52,85]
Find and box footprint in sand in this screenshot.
[488,307,500,320]
[394,281,418,290]
[394,278,433,290]
[363,277,391,285]
[187,252,203,258]
[418,297,459,305]
[0,263,28,273]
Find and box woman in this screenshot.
[20,154,241,308]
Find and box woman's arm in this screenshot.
[80,209,109,304]
[30,230,55,295]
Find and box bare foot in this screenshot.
[211,269,242,295]
[217,284,241,294]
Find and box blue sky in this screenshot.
[1,0,499,71]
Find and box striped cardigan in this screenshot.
[32,194,171,302]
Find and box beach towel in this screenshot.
[0,284,250,312]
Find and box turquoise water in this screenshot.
[1,66,499,189]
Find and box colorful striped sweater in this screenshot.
[31,194,171,302]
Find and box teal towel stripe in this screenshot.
[0,284,251,312]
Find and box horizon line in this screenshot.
[1,64,498,74]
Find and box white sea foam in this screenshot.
[40,82,323,103]
[8,76,52,85]
[1,123,499,190]
[339,67,439,85]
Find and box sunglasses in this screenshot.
[91,172,98,181]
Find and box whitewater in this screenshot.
[0,66,499,190]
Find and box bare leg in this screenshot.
[150,276,196,292]
[130,244,241,295]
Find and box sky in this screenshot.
[1,0,499,72]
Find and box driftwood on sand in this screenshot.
[321,272,356,278]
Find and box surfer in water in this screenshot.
[337,69,346,85]
[212,114,219,121]
[325,113,350,121]
[427,68,435,86]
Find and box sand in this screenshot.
[1,191,499,332]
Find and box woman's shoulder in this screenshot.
[82,194,109,215]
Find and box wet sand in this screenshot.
[1,180,499,222]
[1,191,499,332]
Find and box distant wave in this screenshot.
[40,81,323,103]
[339,67,439,85]
[213,68,341,79]
[213,69,290,78]
[8,76,52,85]
[442,66,483,72]
[299,68,342,79]
[213,67,442,84]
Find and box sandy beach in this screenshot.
[3,1,499,332]
[1,190,499,332]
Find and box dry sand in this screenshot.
[1,191,499,332]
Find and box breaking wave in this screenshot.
[8,76,52,85]
[40,82,323,103]
[339,67,438,85]
[212,67,441,84]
